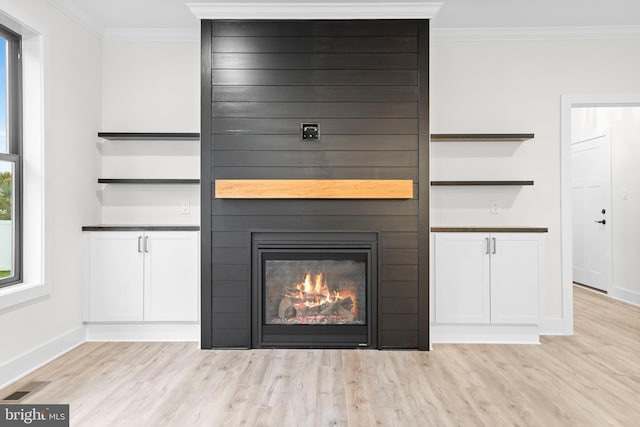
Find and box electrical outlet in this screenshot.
[180,201,191,215]
[490,200,501,214]
[300,123,320,141]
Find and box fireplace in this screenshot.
[252,232,378,348]
[202,19,430,349]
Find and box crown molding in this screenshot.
[46,0,103,37]
[432,25,640,41]
[103,28,200,43]
[186,1,443,20]
[0,0,46,36]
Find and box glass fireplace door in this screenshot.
[264,258,366,326]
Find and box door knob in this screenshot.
[595,219,606,224]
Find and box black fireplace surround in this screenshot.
[201,19,430,349]
[252,232,378,348]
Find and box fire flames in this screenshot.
[277,271,358,324]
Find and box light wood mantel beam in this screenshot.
[214,179,414,199]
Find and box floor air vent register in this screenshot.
[1,381,50,402]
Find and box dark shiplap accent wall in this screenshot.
[202,20,429,349]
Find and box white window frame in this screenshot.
[0,3,47,310]
[0,23,22,289]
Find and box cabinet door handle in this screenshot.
[485,237,490,254]
[492,237,497,254]
[144,236,149,253]
[137,236,143,253]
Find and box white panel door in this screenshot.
[88,232,144,321]
[434,233,491,324]
[571,133,611,291]
[490,233,542,324]
[143,231,199,321]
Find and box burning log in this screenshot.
[275,272,359,323]
[278,295,355,321]
[283,306,296,319]
[336,306,355,323]
[320,296,354,319]
[278,297,298,319]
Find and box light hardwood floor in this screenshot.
[2,286,639,426]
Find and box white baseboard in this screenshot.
[0,323,200,390]
[609,287,640,307]
[85,322,200,342]
[0,326,85,390]
[539,317,566,335]
[431,324,540,344]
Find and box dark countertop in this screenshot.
[82,225,200,231]
[431,227,548,233]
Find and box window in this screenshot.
[0,24,21,288]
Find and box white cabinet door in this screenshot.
[88,232,144,321]
[490,233,542,324]
[143,231,199,321]
[434,233,491,324]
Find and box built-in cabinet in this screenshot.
[434,232,542,324]
[431,231,545,343]
[429,131,546,343]
[84,230,199,323]
[84,130,201,341]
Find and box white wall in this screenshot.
[430,38,640,327]
[571,106,640,302]
[100,40,200,225]
[0,0,101,366]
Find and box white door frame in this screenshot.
[560,93,640,335]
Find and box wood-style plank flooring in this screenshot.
[2,286,639,426]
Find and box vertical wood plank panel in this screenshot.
[204,20,427,350]
[200,21,213,349]
[417,21,430,350]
